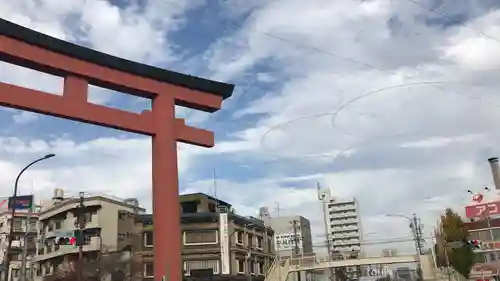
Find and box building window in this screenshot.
[237,259,245,274]
[183,230,218,245]
[208,203,216,212]
[257,236,263,249]
[144,231,153,247]
[236,232,244,245]
[248,234,254,247]
[183,260,219,276]
[250,261,255,275]
[54,220,62,230]
[13,218,23,231]
[144,263,154,278]
[258,262,265,275]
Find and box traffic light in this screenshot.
[467,240,481,249]
[54,236,76,246]
[73,230,84,246]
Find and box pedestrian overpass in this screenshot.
[264,254,442,281]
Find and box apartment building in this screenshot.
[136,193,275,281]
[0,211,38,281]
[319,188,363,281]
[33,189,144,281]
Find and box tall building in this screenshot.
[319,188,363,281]
[0,210,39,281]
[138,193,275,280]
[33,189,143,281]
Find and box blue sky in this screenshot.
[2,0,500,254]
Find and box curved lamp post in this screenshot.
[386,213,423,281]
[3,154,55,281]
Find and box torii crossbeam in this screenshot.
[0,19,234,281]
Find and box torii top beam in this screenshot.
[0,19,234,147]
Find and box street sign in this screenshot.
[8,195,33,210]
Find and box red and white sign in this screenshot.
[465,201,500,218]
[473,194,484,203]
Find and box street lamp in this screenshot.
[386,213,423,281]
[3,154,55,281]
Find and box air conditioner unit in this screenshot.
[217,206,228,213]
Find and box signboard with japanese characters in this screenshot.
[275,233,303,251]
[465,201,500,219]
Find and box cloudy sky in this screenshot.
[1,0,500,255]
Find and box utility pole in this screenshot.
[317,182,335,281]
[291,219,301,281]
[275,202,284,217]
[76,192,86,281]
[411,213,424,281]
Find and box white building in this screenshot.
[318,188,363,280]
[0,210,39,281]
[33,189,144,281]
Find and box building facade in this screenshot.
[464,217,500,279]
[32,189,143,281]
[259,213,313,258]
[0,211,38,281]
[137,193,275,281]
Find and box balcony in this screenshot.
[332,239,361,246]
[331,226,359,232]
[329,212,357,219]
[331,232,360,239]
[329,204,357,213]
[330,218,358,225]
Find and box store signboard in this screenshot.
[8,195,33,210]
[275,232,303,251]
[219,213,230,274]
[465,201,500,218]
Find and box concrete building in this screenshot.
[319,188,363,281]
[32,189,143,281]
[137,193,275,281]
[258,210,313,258]
[464,217,500,279]
[0,211,38,281]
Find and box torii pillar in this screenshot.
[0,19,234,281]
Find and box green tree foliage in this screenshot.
[435,208,475,278]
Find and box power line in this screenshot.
[404,0,500,44]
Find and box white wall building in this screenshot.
[0,210,38,281]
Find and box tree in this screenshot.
[435,208,475,278]
[43,251,142,281]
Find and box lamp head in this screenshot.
[44,154,56,159]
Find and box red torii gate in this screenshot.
[0,19,234,281]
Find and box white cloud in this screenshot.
[2,0,500,258]
[194,0,500,254]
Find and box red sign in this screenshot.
[465,201,500,218]
[473,194,484,203]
